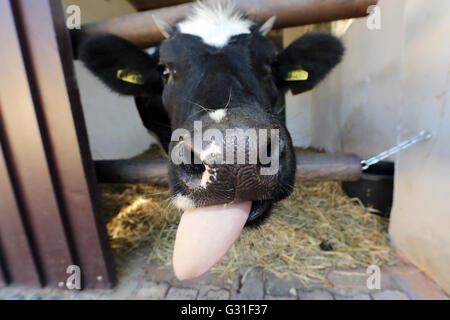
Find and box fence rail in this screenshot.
[0,0,115,289]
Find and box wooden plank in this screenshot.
[0,261,5,286]
[0,0,74,287]
[13,0,116,288]
[127,0,191,11]
[82,0,378,49]
[94,154,362,184]
[0,136,41,286]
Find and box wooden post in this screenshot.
[0,140,41,287]
[94,154,362,184]
[295,154,362,181]
[0,0,116,289]
[0,0,74,288]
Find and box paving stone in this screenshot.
[170,271,233,290]
[328,269,373,291]
[135,282,169,300]
[265,296,296,300]
[334,293,371,300]
[327,268,393,296]
[197,285,229,300]
[77,292,106,300]
[372,290,409,300]
[298,290,334,300]
[1,259,448,300]
[232,268,264,300]
[386,266,449,300]
[109,278,141,299]
[166,287,198,300]
[143,264,174,283]
[264,272,304,297]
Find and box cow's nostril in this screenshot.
[184,163,206,176]
[180,150,206,187]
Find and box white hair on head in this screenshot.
[209,108,227,122]
[177,0,253,48]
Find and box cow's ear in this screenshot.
[78,34,163,96]
[273,33,344,95]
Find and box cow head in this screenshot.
[79,0,343,279]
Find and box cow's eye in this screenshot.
[162,66,171,82]
[161,64,177,83]
[163,66,170,77]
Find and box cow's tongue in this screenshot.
[173,201,252,280]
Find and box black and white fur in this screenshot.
[77,0,344,226]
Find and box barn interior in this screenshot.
[0,0,448,300]
[65,0,449,296]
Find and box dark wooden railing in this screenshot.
[81,0,378,48]
[0,0,115,289]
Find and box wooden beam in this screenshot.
[94,154,362,184]
[127,0,191,11]
[80,0,378,49]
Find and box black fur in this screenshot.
[79,34,163,96]
[77,29,344,225]
[274,33,344,95]
[134,95,172,153]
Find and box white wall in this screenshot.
[388,0,450,295]
[285,0,450,293]
[65,0,157,160]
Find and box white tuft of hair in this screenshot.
[209,108,227,122]
[171,194,196,211]
[178,0,253,48]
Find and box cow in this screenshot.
[78,0,344,280]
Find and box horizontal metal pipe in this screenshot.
[94,153,362,184]
[81,0,378,48]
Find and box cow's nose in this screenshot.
[176,133,281,204]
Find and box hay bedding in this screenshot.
[101,149,397,284]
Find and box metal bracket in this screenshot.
[361,130,432,170]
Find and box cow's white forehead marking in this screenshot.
[172,195,196,211]
[177,0,253,48]
[209,109,227,122]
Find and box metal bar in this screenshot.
[13,0,116,289]
[79,0,378,49]
[361,130,432,170]
[0,135,41,286]
[0,0,74,287]
[94,154,362,183]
